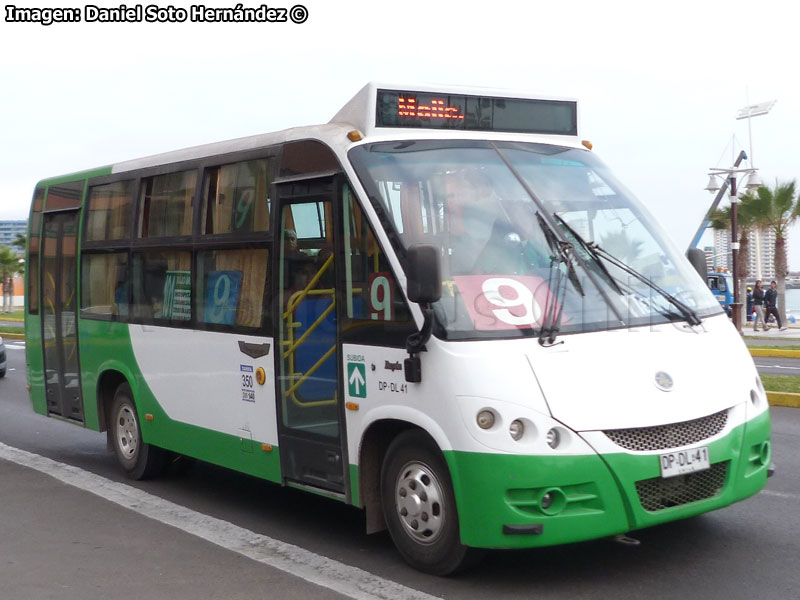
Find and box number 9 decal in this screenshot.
[209,274,231,323]
[233,189,254,230]
[481,277,541,326]
[369,273,394,320]
[452,275,549,330]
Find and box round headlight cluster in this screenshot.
[473,408,569,449]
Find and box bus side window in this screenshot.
[86,180,135,242]
[132,250,192,323]
[341,184,414,346]
[202,159,271,235]
[139,171,196,238]
[196,249,268,329]
[81,252,128,318]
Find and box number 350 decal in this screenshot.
[453,276,555,330]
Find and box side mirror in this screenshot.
[406,244,441,304]
[404,244,441,383]
[686,248,707,280]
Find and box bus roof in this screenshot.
[331,81,580,140]
[36,82,582,186]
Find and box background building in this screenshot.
[713,229,731,271]
[0,220,26,250]
[713,227,775,280]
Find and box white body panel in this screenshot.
[129,325,278,446]
[343,312,766,463]
[530,313,759,431]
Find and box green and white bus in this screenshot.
[25,83,771,574]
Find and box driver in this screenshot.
[449,169,508,274]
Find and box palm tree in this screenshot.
[600,229,644,264]
[747,180,799,325]
[710,193,759,324]
[0,246,23,276]
[0,246,24,312]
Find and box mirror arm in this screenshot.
[405,302,434,383]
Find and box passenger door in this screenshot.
[41,211,84,422]
[274,175,346,494]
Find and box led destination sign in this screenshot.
[376,89,577,135]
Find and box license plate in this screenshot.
[659,446,710,478]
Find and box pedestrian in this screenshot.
[746,286,753,321]
[752,280,766,331]
[764,280,787,331]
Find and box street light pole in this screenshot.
[706,164,760,334]
[728,174,742,333]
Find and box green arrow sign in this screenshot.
[347,362,366,398]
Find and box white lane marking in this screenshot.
[5,345,25,350]
[0,442,440,600]
[760,489,800,501]
[754,363,800,371]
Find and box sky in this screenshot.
[1,0,798,266]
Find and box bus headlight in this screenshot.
[752,376,767,408]
[476,410,496,430]
[546,428,561,449]
[509,419,524,441]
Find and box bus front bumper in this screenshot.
[446,409,771,549]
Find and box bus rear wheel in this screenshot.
[380,430,478,575]
[109,383,165,480]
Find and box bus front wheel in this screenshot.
[380,430,478,575]
[109,383,165,480]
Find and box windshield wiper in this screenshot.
[553,215,624,297]
[553,215,702,327]
[591,243,702,327]
[535,213,580,346]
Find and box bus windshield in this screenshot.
[349,140,722,339]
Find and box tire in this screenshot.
[0,369,6,379]
[108,383,165,480]
[381,430,479,575]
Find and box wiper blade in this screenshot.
[535,213,576,346]
[589,241,702,327]
[554,215,623,297]
[552,214,701,327]
[537,214,584,297]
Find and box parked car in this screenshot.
[0,335,6,378]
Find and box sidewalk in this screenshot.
[0,453,347,600]
[742,321,800,341]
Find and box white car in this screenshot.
[0,335,6,378]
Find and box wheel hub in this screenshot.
[395,462,445,544]
[116,405,138,460]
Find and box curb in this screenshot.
[749,348,800,359]
[0,332,25,340]
[767,391,800,408]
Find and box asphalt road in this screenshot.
[752,355,800,376]
[1,341,799,600]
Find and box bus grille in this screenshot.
[604,410,728,451]
[636,462,728,512]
